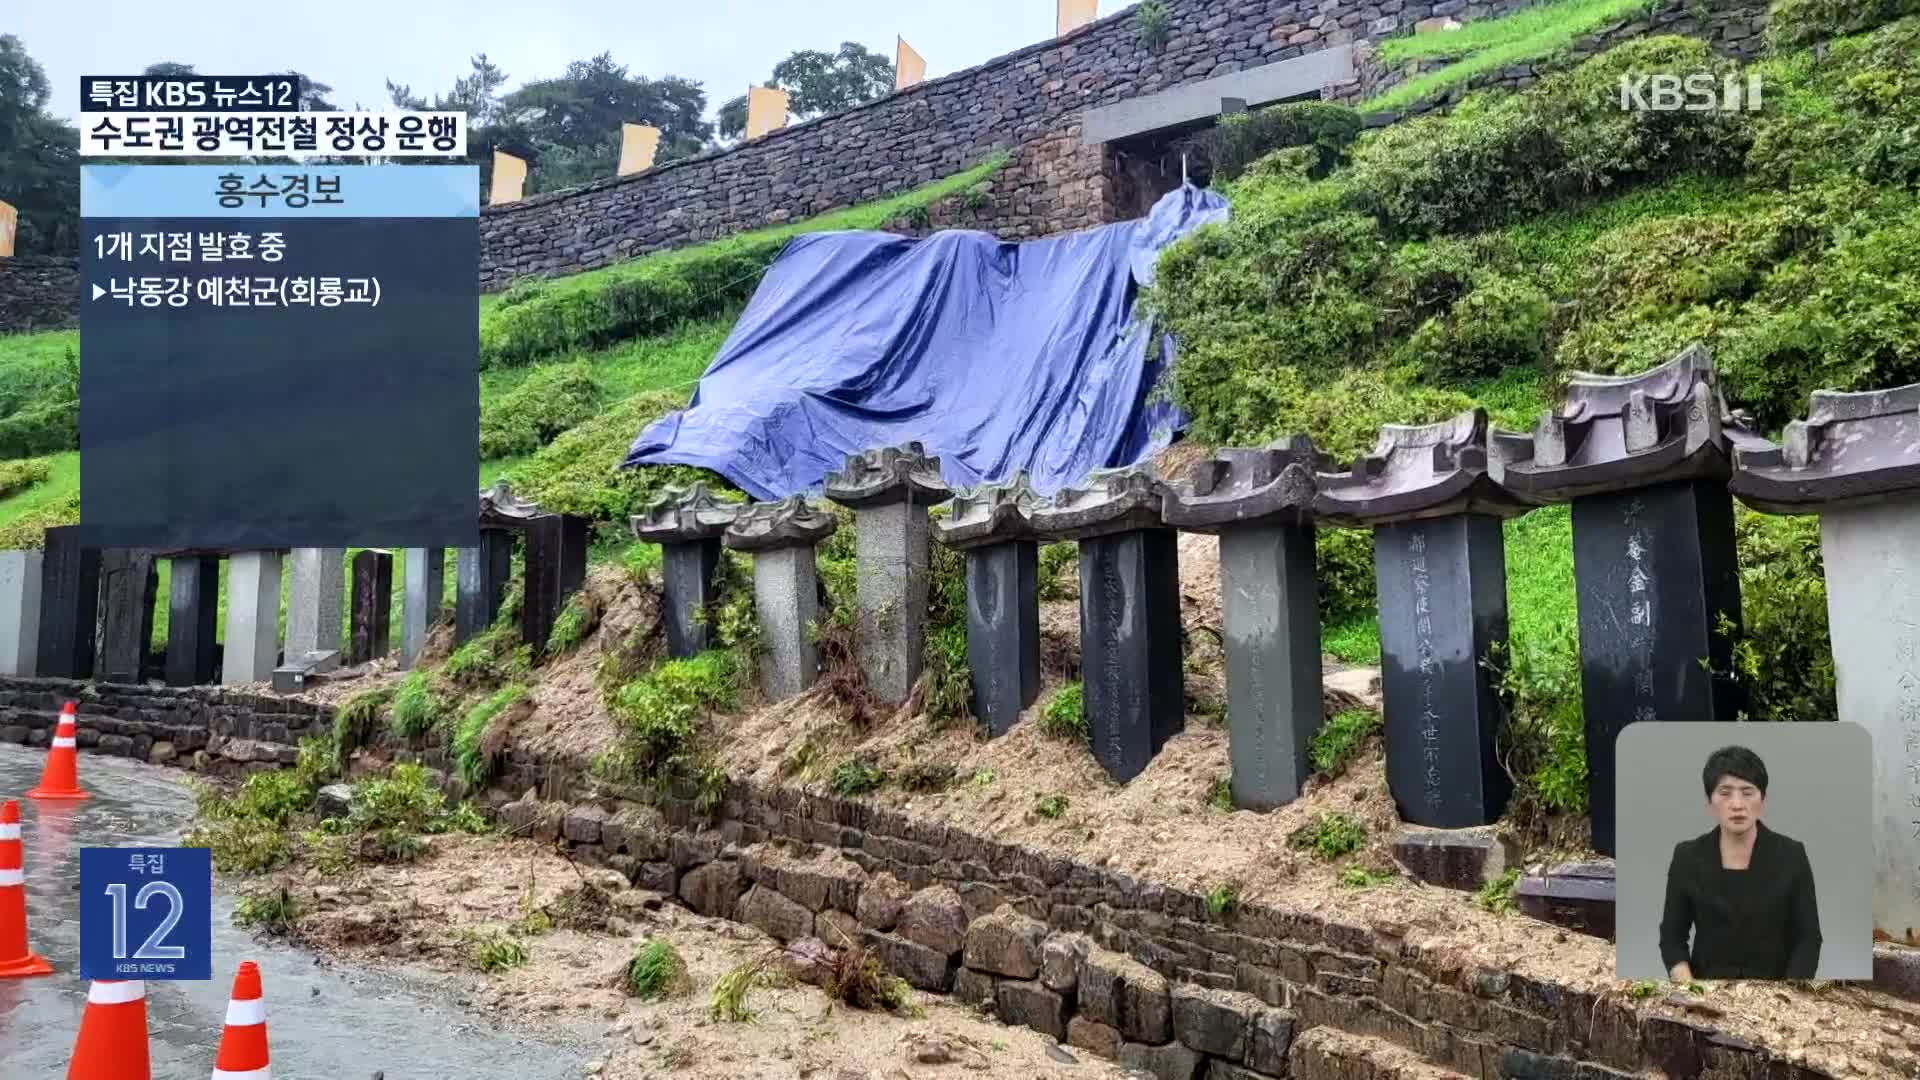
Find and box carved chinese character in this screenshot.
[1635,670,1654,698]
[1634,705,1657,724]
[1408,532,1426,555]
[1630,601,1649,626]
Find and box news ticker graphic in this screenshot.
[79,165,480,552]
[80,112,468,158]
[78,847,212,981]
[82,74,301,112]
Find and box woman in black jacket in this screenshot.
[1659,745,1822,981]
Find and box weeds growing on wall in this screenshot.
[454,684,529,786]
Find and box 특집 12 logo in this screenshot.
[78,846,212,980]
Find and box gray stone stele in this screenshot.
[1821,501,1920,940]
[754,545,821,702]
[165,556,220,686]
[855,499,932,705]
[399,547,445,670]
[661,540,723,659]
[454,532,514,644]
[285,547,346,656]
[0,550,42,676]
[1219,523,1323,810]
[222,550,283,686]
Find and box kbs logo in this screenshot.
[142,81,208,108]
[1619,73,1763,112]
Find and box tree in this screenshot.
[718,41,894,140]
[0,35,80,257]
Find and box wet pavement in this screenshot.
[0,744,598,1079]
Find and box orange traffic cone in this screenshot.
[28,702,89,801]
[0,799,53,977]
[211,961,271,1079]
[66,979,151,1079]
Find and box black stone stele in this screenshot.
[165,556,221,686]
[1162,437,1333,811]
[1030,466,1182,783]
[935,473,1044,737]
[1489,346,1743,857]
[1729,382,1920,514]
[349,550,395,664]
[821,441,954,508]
[1513,860,1617,941]
[721,495,839,553]
[36,525,101,679]
[456,531,514,644]
[97,549,158,685]
[633,482,742,659]
[1316,410,1531,830]
[467,480,590,656]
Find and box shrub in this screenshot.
[0,491,80,549]
[349,762,451,835]
[478,362,603,458]
[185,818,290,873]
[1288,812,1366,860]
[1350,37,1749,238]
[332,686,393,769]
[1316,528,1377,621]
[920,542,972,727]
[1399,274,1552,381]
[1475,868,1521,914]
[1748,20,1920,189]
[233,887,301,933]
[454,684,528,786]
[605,650,738,781]
[387,670,446,738]
[0,457,50,499]
[623,940,689,1000]
[463,929,529,973]
[1488,629,1588,816]
[1037,542,1078,601]
[1310,708,1383,777]
[506,389,731,526]
[1039,683,1088,743]
[1768,0,1920,47]
[1134,0,1172,49]
[1199,102,1363,183]
[828,756,887,797]
[1719,512,1836,722]
[546,591,599,654]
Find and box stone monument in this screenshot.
[96,549,157,685]
[0,549,42,677]
[632,482,741,659]
[399,547,444,669]
[1163,436,1332,810]
[1029,465,1183,783]
[1318,409,1534,829]
[824,443,953,705]
[164,552,220,686]
[36,526,100,679]
[932,473,1044,736]
[724,495,838,702]
[1491,344,1742,855]
[1729,381,1920,942]
[223,550,283,686]
[285,547,345,658]
[349,549,394,664]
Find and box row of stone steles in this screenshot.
[0,478,594,695]
[632,344,1920,926]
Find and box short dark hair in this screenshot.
[1702,745,1768,799]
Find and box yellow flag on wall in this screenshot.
[619,124,661,176]
[489,150,528,206]
[0,200,15,258]
[1057,0,1099,36]
[895,37,927,90]
[746,85,790,140]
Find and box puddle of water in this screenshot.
[0,743,597,1079]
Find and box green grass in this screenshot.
[1364,0,1659,113]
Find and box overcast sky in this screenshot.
[17,0,1124,124]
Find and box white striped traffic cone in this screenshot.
[0,798,53,977]
[211,960,271,1079]
[66,979,151,1079]
[28,701,89,800]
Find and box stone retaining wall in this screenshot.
[0,675,326,772]
[484,775,1837,1080]
[0,256,80,333]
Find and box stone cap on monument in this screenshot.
[822,442,953,509]
[1028,464,1168,542]
[1160,435,1331,533]
[631,481,741,543]
[933,471,1042,550]
[1314,408,1534,527]
[1488,344,1733,502]
[478,479,551,530]
[722,495,839,552]
[1729,382,1920,515]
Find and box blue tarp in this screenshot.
[621,184,1230,500]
